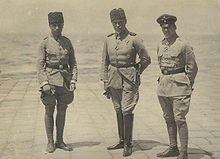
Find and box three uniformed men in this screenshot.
[37,12,77,153]
[37,10,198,159]
[156,14,198,159]
[101,8,151,156]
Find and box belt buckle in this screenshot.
[163,70,168,75]
[59,65,63,69]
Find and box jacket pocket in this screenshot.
[60,70,73,82]
[174,73,190,86]
[46,67,53,73]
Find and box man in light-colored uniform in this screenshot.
[37,12,77,153]
[101,8,151,157]
[156,14,198,159]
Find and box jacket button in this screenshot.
[59,65,63,69]
[164,70,168,74]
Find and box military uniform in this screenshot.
[101,31,151,114]
[37,12,77,153]
[101,8,151,157]
[38,34,77,88]
[156,14,198,159]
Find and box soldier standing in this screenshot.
[101,8,151,157]
[156,14,198,159]
[37,12,77,153]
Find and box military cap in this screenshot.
[156,14,177,27]
[48,12,64,25]
[110,8,126,22]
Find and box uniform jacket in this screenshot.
[101,31,151,89]
[37,34,77,88]
[157,37,198,96]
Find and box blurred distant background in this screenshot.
[0,0,219,35]
[0,0,220,97]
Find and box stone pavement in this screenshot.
[0,74,219,159]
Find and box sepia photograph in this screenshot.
[0,0,220,159]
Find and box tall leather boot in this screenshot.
[157,121,179,157]
[107,111,124,150]
[123,113,134,157]
[45,108,55,153]
[55,106,73,151]
[177,122,188,159]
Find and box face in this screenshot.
[111,19,127,34]
[161,24,176,38]
[49,23,64,36]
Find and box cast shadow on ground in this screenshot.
[133,140,214,159]
[187,148,214,159]
[66,141,101,149]
[132,139,165,152]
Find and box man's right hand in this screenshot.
[42,84,51,94]
[103,82,111,99]
[104,82,108,91]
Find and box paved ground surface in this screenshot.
[0,74,219,159]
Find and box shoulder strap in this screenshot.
[107,33,114,37]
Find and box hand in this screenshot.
[104,82,108,91]
[42,84,51,94]
[103,91,111,99]
[70,83,76,91]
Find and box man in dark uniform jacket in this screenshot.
[101,8,151,157]
[37,12,77,153]
[156,14,198,159]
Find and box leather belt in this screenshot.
[161,68,185,75]
[46,63,68,70]
[111,63,136,68]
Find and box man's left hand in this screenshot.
[70,83,76,91]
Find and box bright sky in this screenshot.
[0,0,219,35]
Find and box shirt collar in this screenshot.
[114,29,129,40]
[49,33,62,41]
[162,34,179,45]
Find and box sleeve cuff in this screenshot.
[102,80,108,83]
[40,81,49,88]
[70,80,77,84]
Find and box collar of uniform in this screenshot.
[49,33,62,42]
[114,29,129,40]
[162,34,179,46]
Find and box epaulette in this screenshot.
[43,36,48,40]
[161,38,166,44]
[62,36,69,40]
[107,33,114,37]
[129,32,136,36]
[61,36,70,42]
